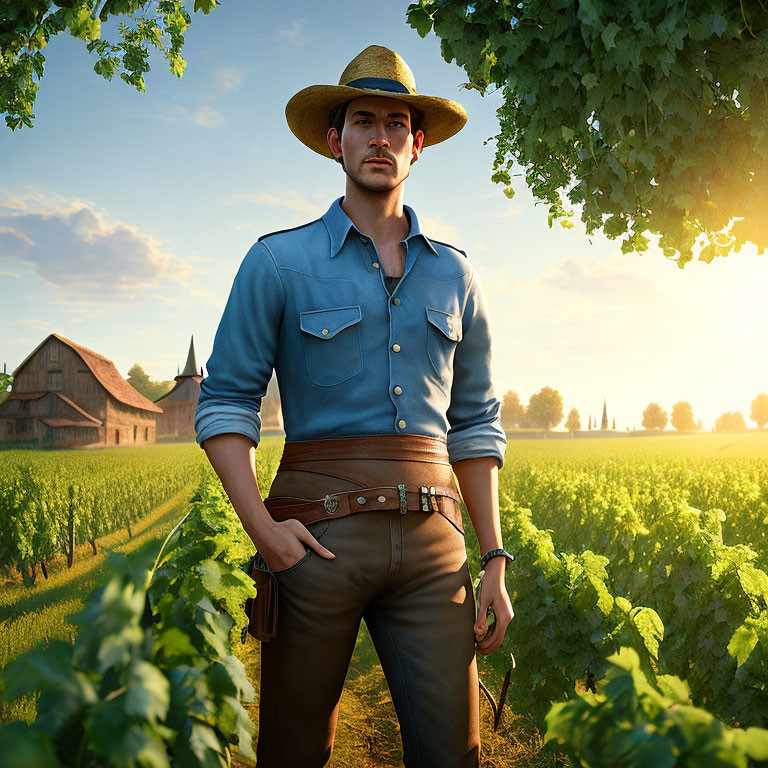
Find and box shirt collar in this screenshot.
[322,196,439,258]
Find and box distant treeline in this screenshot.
[501,388,768,433]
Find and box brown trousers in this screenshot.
[255,436,481,768]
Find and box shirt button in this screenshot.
[398,419,406,429]
[321,328,329,335]
[391,343,401,353]
[372,262,380,269]
[393,297,401,305]
[394,386,402,395]
[360,235,369,244]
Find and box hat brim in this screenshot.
[285,84,468,158]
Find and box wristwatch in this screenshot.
[480,548,515,569]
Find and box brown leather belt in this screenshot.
[245,434,465,644]
[263,434,466,534]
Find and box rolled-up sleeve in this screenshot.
[194,241,285,449]
[446,265,507,469]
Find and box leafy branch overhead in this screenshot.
[407,0,768,267]
[0,0,219,131]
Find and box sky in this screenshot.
[1,0,765,431]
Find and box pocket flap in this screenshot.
[426,307,462,342]
[300,305,362,339]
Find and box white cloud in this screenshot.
[165,105,224,127]
[0,187,210,306]
[214,67,245,94]
[227,187,325,218]
[483,204,523,218]
[480,247,768,430]
[273,20,306,47]
[419,214,459,244]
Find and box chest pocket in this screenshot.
[425,307,462,387]
[299,305,364,387]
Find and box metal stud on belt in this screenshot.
[398,483,407,515]
[429,486,440,513]
[323,494,339,514]
[420,486,430,512]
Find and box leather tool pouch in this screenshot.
[243,552,278,642]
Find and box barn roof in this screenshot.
[39,417,102,428]
[13,333,163,414]
[179,335,199,378]
[0,392,103,424]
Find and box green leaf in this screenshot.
[408,7,434,38]
[0,722,62,767]
[727,624,759,667]
[601,23,621,51]
[124,660,171,724]
[733,728,768,760]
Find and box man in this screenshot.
[195,45,514,768]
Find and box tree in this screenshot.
[715,411,747,432]
[565,407,581,435]
[1,0,220,130]
[671,401,696,433]
[126,363,174,402]
[0,368,12,406]
[642,403,667,431]
[501,390,526,430]
[526,386,563,432]
[751,393,768,428]
[407,1,768,267]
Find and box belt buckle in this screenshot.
[420,486,430,512]
[323,494,339,515]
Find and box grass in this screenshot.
[10,433,761,763]
[0,482,197,724]
[230,621,551,768]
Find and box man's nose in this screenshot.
[368,122,390,147]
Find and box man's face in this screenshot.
[327,95,424,193]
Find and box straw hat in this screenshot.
[285,45,468,158]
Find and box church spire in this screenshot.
[601,398,608,430]
[179,335,198,378]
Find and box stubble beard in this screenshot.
[344,157,411,194]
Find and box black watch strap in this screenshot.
[480,548,515,569]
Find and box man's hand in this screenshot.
[474,558,514,654]
[257,518,336,571]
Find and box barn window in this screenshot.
[15,418,32,434]
[144,426,148,440]
[115,428,120,445]
[133,425,137,442]
[49,343,59,363]
[47,370,63,390]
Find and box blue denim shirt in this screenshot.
[194,196,507,468]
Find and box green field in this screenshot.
[2,433,767,767]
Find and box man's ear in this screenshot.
[327,126,342,161]
[410,128,424,165]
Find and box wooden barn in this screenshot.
[0,333,162,448]
[155,336,203,438]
